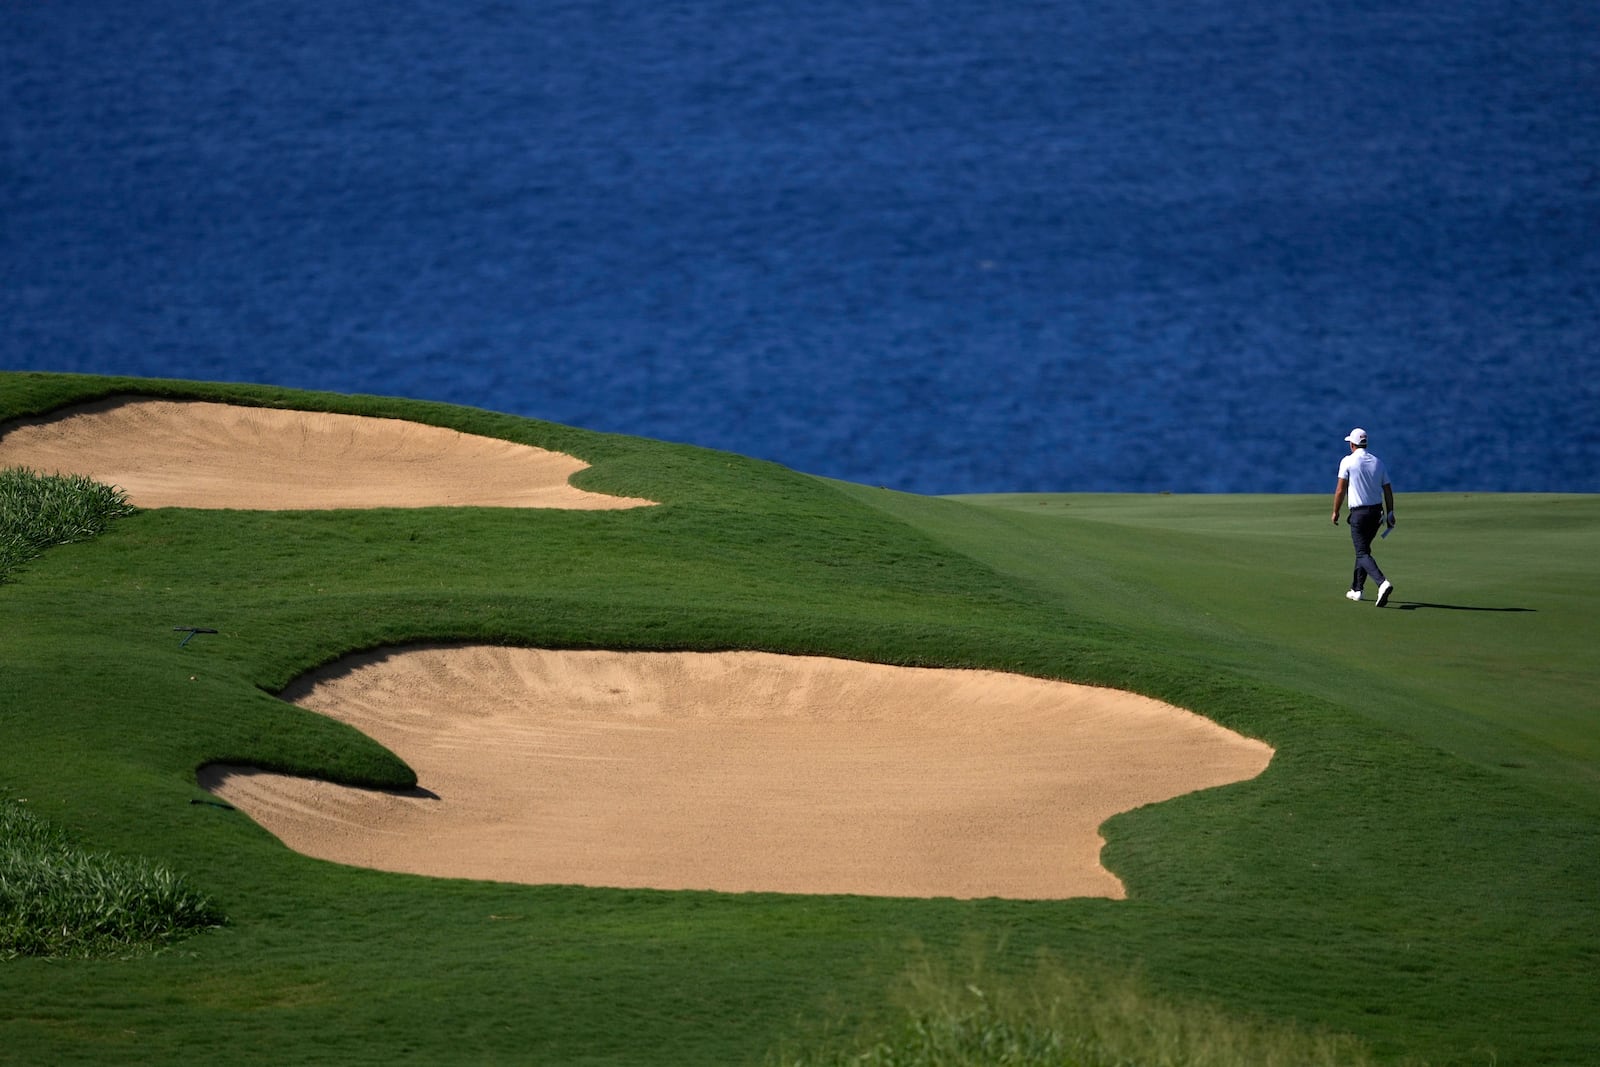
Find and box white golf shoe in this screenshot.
[1345,589,1363,602]
[1375,581,1394,607]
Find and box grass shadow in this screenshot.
[1395,602,1536,613]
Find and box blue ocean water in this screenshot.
[4,0,1597,493]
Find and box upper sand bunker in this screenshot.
[0,397,656,509]
[202,647,1274,899]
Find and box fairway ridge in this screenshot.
[0,396,657,510]
[202,646,1274,899]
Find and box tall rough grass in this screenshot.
[0,799,225,959]
[0,466,136,582]
[1,472,219,957]
[770,946,1410,1067]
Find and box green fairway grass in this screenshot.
[858,489,1600,806]
[2,371,1596,1065]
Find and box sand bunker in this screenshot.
[12,395,1270,897]
[0,397,656,509]
[201,647,1273,899]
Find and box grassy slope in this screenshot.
[1,372,1596,1065]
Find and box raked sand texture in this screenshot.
[0,397,656,509]
[202,647,1274,899]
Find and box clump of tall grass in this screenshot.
[0,799,225,959]
[771,944,1410,1067]
[0,466,136,582]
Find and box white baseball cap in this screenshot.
[1344,428,1368,446]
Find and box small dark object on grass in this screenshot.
[174,626,219,647]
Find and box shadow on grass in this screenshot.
[1396,602,1536,613]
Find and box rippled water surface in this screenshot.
[5,1,1596,492]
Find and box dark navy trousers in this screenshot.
[1348,504,1388,591]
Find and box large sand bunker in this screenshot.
[202,647,1273,899]
[0,397,656,509]
[11,395,1271,897]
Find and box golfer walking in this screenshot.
[1330,428,1396,607]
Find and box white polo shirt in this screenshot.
[1338,448,1390,507]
